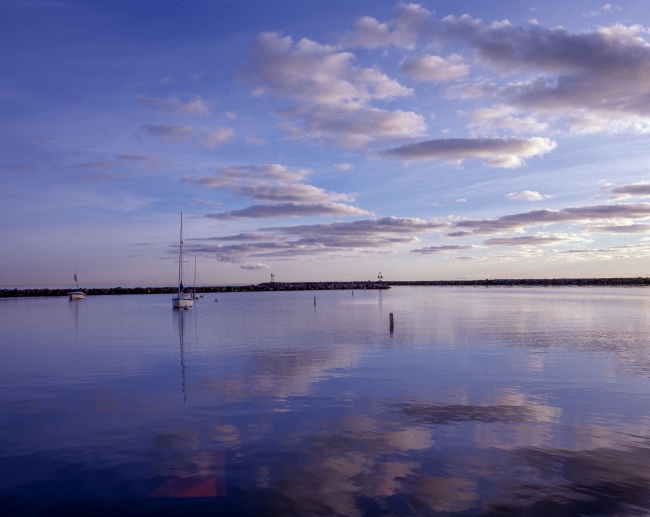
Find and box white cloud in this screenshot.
[138,95,212,116]
[186,216,448,263]
[506,190,549,201]
[339,3,433,49]
[249,32,412,105]
[232,184,353,204]
[185,164,310,189]
[244,136,266,145]
[399,54,469,83]
[205,202,372,220]
[344,7,650,134]
[333,163,354,170]
[609,181,650,200]
[411,244,480,254]
[247,32,425,146]
[448,203,650,237]
[483,234,572,246]
[461,105,549,133]
[203,128,234,147]
[438,17,650,132]
[240,263,270,270]
[381,137,556,168]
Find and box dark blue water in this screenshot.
[2,287,650,516]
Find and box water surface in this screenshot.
[2,287,650,516]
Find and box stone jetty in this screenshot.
[0,281,389,298]
[2,277,650,298]
[389,278,650,287]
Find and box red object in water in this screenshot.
[149,451,226,498]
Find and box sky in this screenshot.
[2,0,650,287]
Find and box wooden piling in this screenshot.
[314,296,316,305]
[390,312,394,332]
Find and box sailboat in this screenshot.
[172,212,194,309]
[68,263,86,300]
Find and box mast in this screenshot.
[75,262,79,289]
[178,212,184,295]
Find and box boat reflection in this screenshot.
[175,309,187,404]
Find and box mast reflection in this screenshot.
[178,309,187,404]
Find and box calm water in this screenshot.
[2,287,650,516]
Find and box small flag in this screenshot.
[74,274,77,282]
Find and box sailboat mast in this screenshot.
[178,212,183,294]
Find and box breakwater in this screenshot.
[390,278,650,287]
[3,278,650,298]
[0,281,389,298]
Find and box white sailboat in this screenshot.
[172,212,194,309]
[68,263,86,300]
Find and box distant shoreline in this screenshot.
[2,278,650,298]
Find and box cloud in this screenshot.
[449,203,650,236]
[142,124,192,142]
[438,17,650,131]
[205,202,371,220]
[203,128,234,147]
[78,171,125,180]
[333,162,354,170]
[411,245,480,254]
[339,3,433,49]
[232,184,353,204]
[138,95,212,115]
[116,153,159,162]
[1,161,39,172]
[75,161,116,170]
[249,32,411,105]
[244,136,266,145]
[483,235,572,246]
[341,7,650,133]
[186,164,310,189]
[399,54,469,83]
[247,32,424,146]
[240,263,270,270]
[186,163,361,212]
[610,181,650,200]
[278,105,426,147]
[461,105,549,133]
[381,137,556,168]
[186,216,448,263]
[506,190,549,201]
[582,223,650,234]
[456,198,467,203]
[195,199,222,206]
[270,217,448,240]
[561,242,650,258]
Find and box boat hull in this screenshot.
[172,296,193,309]
[68,291,86,300]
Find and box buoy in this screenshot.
[215,298,218,302]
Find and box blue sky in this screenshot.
[2,0,650,287]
